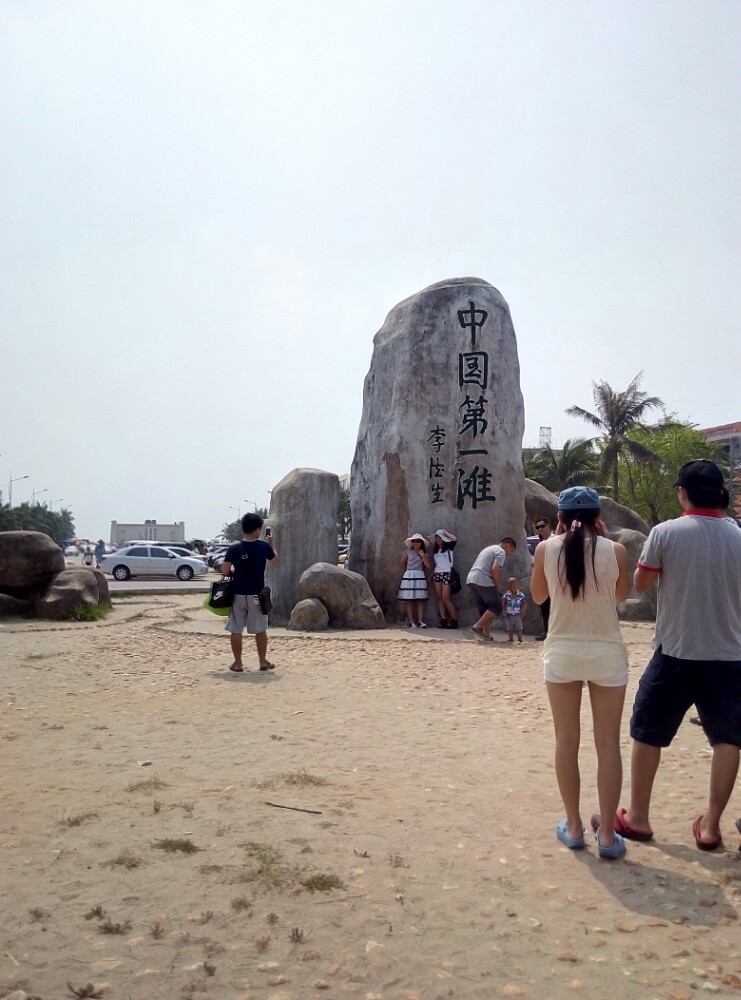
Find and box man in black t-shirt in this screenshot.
[221,512,278,672]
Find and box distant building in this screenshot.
[110,519,185,547]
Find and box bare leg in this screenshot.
[404,602,415,625]
[546,680,584,841]
[415,600,426,624]
[588,682,627,849]
[441,584,456,622]
[473,609,496,636]
[516,630,523,643]
[701,743,740,839]
[625,740,661,834]
[255,631,270,669]
[434,581,447,624]
[229,633,243,669]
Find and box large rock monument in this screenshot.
[266,468,340,625]
[350,278,531,621]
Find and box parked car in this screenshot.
[64,544,79,556]
[100,545,209,581]
[208,546,230,567]
[164,545,209,565]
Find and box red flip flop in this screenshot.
[591,808,653,842]
[692,814,722,851]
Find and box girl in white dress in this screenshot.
[397,533,432,627]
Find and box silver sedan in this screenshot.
[99,545,209,582]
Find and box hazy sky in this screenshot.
[2,0,739,541]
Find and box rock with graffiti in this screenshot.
[350,277,531,621]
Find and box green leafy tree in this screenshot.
[617,417,727,525]
[526,437,600,493]
[0,501,75,543]
[222,508,270,542]
[566,372,664,503]
[337,487,351,541]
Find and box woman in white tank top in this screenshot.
[530,487,630,859]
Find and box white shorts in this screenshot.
[543,639,628,687]
[225,594,268,635]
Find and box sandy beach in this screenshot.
[1,595,739,1000]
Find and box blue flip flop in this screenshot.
[555,819,585,849]
[595,830,626,859]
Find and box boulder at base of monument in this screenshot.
[524,479,559,527]
[266,468,340,625]
[287,598,330,631]
[298,563,385,629]
[0,531,65,597]
[0,593,34,617]
[35,568,111,621]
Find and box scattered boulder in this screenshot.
[350,277,531,621]
[524,479,559,526]
[0,531,64,597]
[34,568,110,621]
[600,498,650,535]
[0,593,34,617]
[266,468,340,625]
[298,563,385,629]
[610,526,656,620]
[287,598,329,631]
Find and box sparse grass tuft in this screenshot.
[199,864,223,874]
[153,799,161,813]
[99,918,132,935]
[104,852,142,870]
[151,920,165,939]
[197,910,214,924]
[127,776,167,793]
[84,905,106,921]
[289,927,305,943]
[239,841,293,888]
[172,801,194,814]
[231,896,252,912]
[59,811,98,828]
[29,906,49,922]
[257,769,329,790]
[68,603,110,622]
[301,873,345,893]
[265,911,279,925]
[203,960,216,976]
[152,838,201,855]
[256,934,271,951]
[389,853,409,869]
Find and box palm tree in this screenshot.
[527,437,600,493]
[566,372,663,503]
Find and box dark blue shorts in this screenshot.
[467,583,502,616]
[630,647,741,748]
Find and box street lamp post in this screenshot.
[32,487,48,505]
[229,504,241,520]
[49,498,63,512]
[243,499,258,511]
[8,474,28,508]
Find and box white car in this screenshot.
[100,545,209,582]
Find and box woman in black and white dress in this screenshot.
[432,529,458,629]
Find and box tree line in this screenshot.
[525,373,729,525]
[0,495,75,544]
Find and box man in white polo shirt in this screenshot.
[598,461,741,851]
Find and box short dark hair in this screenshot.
[500,537,516,549]
[241,512,264,534]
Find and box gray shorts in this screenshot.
[505,614,523,633]
[225,594,268,635]
[468,583,502,616]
